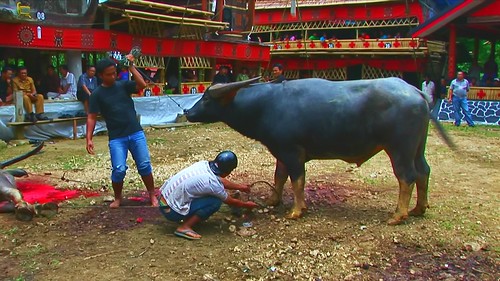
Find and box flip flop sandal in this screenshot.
[174,230,201,240]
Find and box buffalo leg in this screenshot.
[287,174,306,219]
[266,160,288,206]
[410,151,430,217]
[388,180,414,225]
[387,150,417,225]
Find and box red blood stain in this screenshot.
[16,180,99,204]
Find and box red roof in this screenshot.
[411,0,499,38]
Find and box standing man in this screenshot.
[158,151,259,240]
[272,63,286,83]
[86,56,158,208]
[0,67,13,105]
[448,71,475,127]
[421,74,435,106]
[77,65,98,114]
[12,67,48,122]
[52,65,77,100]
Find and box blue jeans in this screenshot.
[159,196,222,222]
[452,96,475,126]
[108,130,152,183]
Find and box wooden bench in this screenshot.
[7,117,88,140]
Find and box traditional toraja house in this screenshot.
[99,0,268,94]
[250,0,447,84]
[411,0,500,125]
[0,0,270,95]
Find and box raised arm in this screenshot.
[125,54,146,91]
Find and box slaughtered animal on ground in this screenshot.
[185,77,454,225]
[0,142,58,220]
[0,169,36,221]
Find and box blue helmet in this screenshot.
[209,151,238,175]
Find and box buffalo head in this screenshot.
[185,77,261,123]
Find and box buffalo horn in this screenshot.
[208,76,261,98]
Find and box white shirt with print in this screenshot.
[160,161,228,215]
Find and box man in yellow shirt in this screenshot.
[12,67,48,122]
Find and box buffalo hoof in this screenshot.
[409,207,426,217]
[387,215,408,225]
[265,196,281,207]
[285,209,303,220]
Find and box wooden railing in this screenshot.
[180,82,212,94]
[469,87,500,101]
[269,38,427,55]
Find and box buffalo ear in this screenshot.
[207,76,261,99]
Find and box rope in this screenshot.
[247,180,278,207]
[249,180,277,195]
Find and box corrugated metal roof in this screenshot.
[255,0,395,9]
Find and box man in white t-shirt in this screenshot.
[48,65,77,100]
[421,74,435,106]
[158,151,259,240]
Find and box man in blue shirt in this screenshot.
[448,71,475,127]
[77,65,98,113]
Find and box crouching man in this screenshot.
[158,151,258,240]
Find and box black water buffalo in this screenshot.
[185,77,453,225]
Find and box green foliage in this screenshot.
[456,38,500,73]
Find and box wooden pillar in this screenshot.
[491,39,497,58]
[201,0,207,11]
[248,0,256,31]
[473,37,479,61]
[13,91,24,139]
[104,9,110,30]
[448,24,457,80]
[217,0,224,22]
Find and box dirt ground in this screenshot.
[0,123,499,281]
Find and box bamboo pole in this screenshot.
[127,15,226,29]
[123,8,227,26]
[126,0,214,17]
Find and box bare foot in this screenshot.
[150,195,159,207]
[109,199,121,208]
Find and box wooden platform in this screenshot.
[7,117,88,140]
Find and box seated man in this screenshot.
[158,151,259,240]
[0,67,13,105]
[11,67,48,122]
[48,65,77,100]
[77,65,98,113]
[39,65,61,99]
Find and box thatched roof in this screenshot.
[256,0,395,9]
